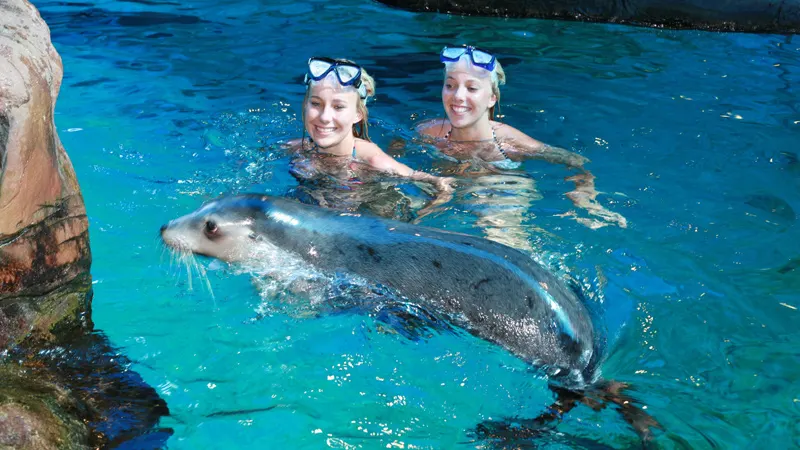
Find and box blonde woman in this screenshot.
[289,57,452,214]
[417,46,626,231]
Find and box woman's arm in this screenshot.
[361,144,455,218]
[498,124,626,228]
[365,148,454,194]
[532,143,590,169]
[499,124,589,168]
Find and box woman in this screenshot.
[288,57,452,219]
[416,45,627,231]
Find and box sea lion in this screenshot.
[160,193,660,441]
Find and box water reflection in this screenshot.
[446,168,543,252]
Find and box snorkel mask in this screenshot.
[304,57,367,99]
[440,45,497,72]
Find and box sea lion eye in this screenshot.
[205,220,218,235]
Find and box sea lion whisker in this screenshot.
[183,253,193,291]
[193,257,216,302]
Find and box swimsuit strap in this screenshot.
[492,128,511,160]
[445,126,511,161]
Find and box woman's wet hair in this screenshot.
[352,66,376,141]
[302,59,376,142]
[488,60,506,120]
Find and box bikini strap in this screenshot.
[352,143,357,160]
[445,126,510,161]
[492,128,511,161]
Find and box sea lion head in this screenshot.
[160,194,272,262]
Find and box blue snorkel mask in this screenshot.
[304,57,367,99]
[440,45,496,72]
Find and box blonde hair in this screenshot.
[489,60,506,120]
[302,59,376,142]
[353,67,375,141]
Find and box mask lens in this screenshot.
[308,59,333,79]
[335,64,360,84]
[471,49,494,65]
[441,47,466,60]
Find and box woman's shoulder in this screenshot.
[414,117,450,138]
[354,138,382,152]
[354,139,407,172]
[491,121,544,148]
[354,138,387,161]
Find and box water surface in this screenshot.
[34,0,800,447]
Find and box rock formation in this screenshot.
[376,0,800,33]
[0,0,91,349]
[1,0,169,447]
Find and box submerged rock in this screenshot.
[375,0,800,33]
[9,331,172,449]
[0,365,91,450]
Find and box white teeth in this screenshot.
[451,106,470,113]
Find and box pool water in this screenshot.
[34,0,799,447]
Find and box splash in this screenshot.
[232,239,334,317]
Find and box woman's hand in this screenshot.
[413,175,456,223]
[565,172,627,229]
[435,176,456,194]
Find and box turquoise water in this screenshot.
[35,0,799,447]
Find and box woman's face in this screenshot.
[304,77,362,149]
[441,60,497,129]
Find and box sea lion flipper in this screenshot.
[472,384,581,441]
[473,382,663,446]
[591,380,664,443]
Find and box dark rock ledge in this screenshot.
[376,0,800,34]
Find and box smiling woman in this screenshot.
[286,56,453,214]
[417,45,627,233]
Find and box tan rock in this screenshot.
[0,0,92,348]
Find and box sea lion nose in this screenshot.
[160,224,168,234]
